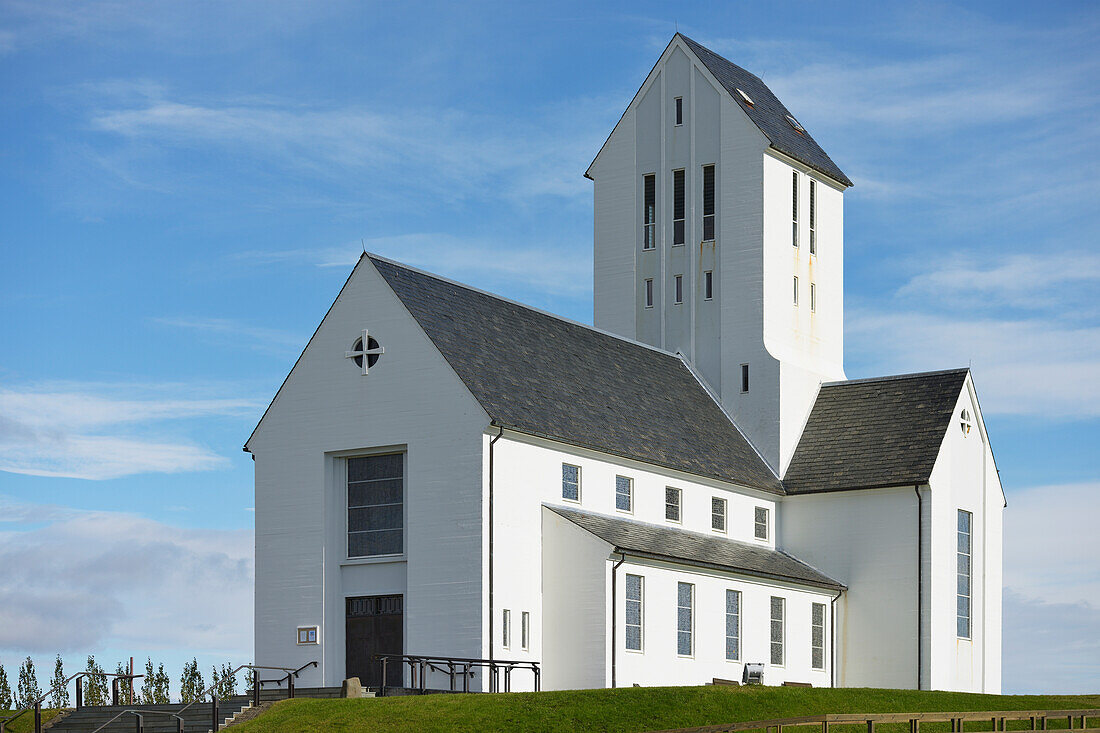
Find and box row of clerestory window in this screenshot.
[642,164,716,251]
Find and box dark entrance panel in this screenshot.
[346,594,403,687]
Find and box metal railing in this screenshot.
[648,709,1100,733]
[0,671,142,733]
[372,653,540,695]
[90,662,317,733]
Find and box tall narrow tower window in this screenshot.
[810,282,816,312]
[674,274,683,304]
[740,364,749,393]
[957,509,972,639]
[644,278,654,308]
[792,171,799,248]
[704,270,713,300]
[702,164,715,241]
[643,174,656,250]
[793,276,799,306]
[673,169,685,245]
[809,179,817,255]
[674,97,683,125]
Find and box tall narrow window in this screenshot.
[615,475,633,512]
[702,164,715,241]
[674,96,683,125]
[645,278,654,308]
[809,179,817,255]
[811,603,825,669]
[704,270,713,300]
[754,506,769,539]
[770,596,785,665]
[347,453,404,558]
[665,487,681,522]
[741,364,749,393]
[502,609,511,649]
[521,611,530,650]
[677,582,694,656]
[673,169,685,245]
[957,509,972,639]
[643,174,656,250]
[793,276,799,306]
[674,274,683,304]
[711,497,727,532]
[810,282,816,312]
[561,463,580,502]
[792,170,799,248]
[725,590,741,661]
[625,574,643,651]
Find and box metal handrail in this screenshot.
[372,653,540,695]
[0,671,142,733]
[174,663,309,717]
[257,660,320,689]
[90,708,185,733]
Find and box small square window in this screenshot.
[674,97,683,125]
[704,271,713,300]
[665,487,681,523]
[297,626,319,645]
[674,275,683,304]
[615,475,633,513]
[562,463,580,502]
[645,279,654,308]
[711,497,727,532]
[754,506,769,540]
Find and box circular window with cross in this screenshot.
[345,329,384,375]
[960,408,972,437]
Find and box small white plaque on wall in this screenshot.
[297,626,319,645]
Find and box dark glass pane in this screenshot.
[626,627,642,651]
[562,464,579,483]
[349,479,403,507]
[958,616,970,638]
[958,531,970,554]
[673,220,685,245]
[703,215,715,241]
[678,632,691,656]
[616,490,631,512]
[958,553,970,575]
[674,170,685,218]
[644,175,655,222]
[813,648,824,669]
[625,603,641,626]
[957,595,970,618]
[348,504,403,532]
[625,574,641,599]
[677,582,691,607]
[812,625,824,646]
[727,638,739,660]
[812,604,825,626]
[348,454,403,482]
[771,643,783,665]
[562,482,579,501]
[703,165,715,214]
[958,510,971,533]
[957,572,970,596]
[771,620,783,643]
[726,591,739,614]
[348,529,403,557]
[771,597,783,619]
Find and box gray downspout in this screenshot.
[830,587,842,688]
[611,550,626,689]
[914,485,923,690]
[488,425,503,688]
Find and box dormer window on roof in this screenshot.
[785,114,806,135]
[735,88,754,107]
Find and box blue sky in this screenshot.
[1,0,1097,696]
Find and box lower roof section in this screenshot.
[546,505,845,592]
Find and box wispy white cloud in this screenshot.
[0,497,252,656]
[0,384,260,480]
[151,317,307,356]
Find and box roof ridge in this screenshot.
[675,33,766,86]
[365,252,684,361]
[822,368,970,387]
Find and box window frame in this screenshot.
[644,278,654,308]
[792,170,799,248]
[674,274,683,304]
[677,581,694,657]
[711,496,727,533]
[672,169,686,246]
[704,270,713,300]
[615,475,634,514]
[740,364,749,393]
[810,282,816,312]
[561,463,581,503]
[643,173,657,250]
[665,486,682,523]
[725,589,741,662]
[793,275,799,306]
[674,96,683,126]
[346,452,405,560]
[811,602,826,670]
[625,573,644,653]
[702,164,716,242]
[754,506,769,540]
[502,609,511,649]
[770,596,786,667]
[809,178,817,255]
[521,611,530,651]
[957,509,973,639]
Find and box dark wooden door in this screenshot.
[346,595,403,688]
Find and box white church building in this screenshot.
[245,34,1004,693]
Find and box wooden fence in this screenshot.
[651,709,1100,733]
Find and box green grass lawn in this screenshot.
[229,686,1100,733]
[0,709,60,733]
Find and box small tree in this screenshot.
[17,657,41,709]
[221,663,237,697]
[114,662,134,705]
[83,656,109,706]
[139,658,156,705]
[179,658,205,703]
[49,655,69,708]
[0,660,12,709]
[154,663,171,704]
[246,665,256,697]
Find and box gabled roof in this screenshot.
[369,255,782,494]
[783,369,970,494]
[677,34,852,188]
[548,505,844,591]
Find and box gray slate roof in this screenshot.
[783,369,969,494]
[370,255,782,494]
[679,34,853,188]
[548,505,844,590]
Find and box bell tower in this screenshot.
[586,34,850,473]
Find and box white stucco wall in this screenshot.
[247,257,490,688]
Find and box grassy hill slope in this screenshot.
[229,686,1100,733]
[0,709,60,733]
